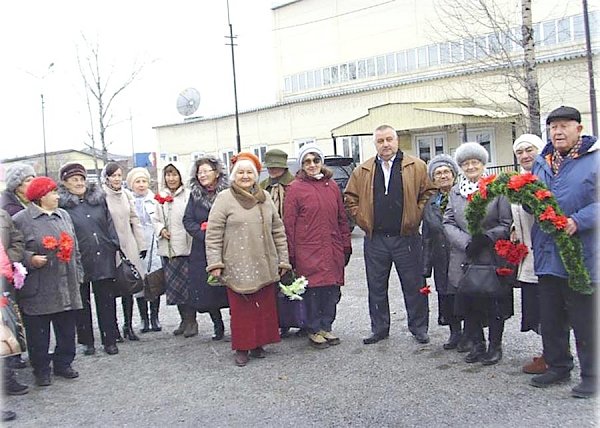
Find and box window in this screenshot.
[348,62,357,80]
[451,41,462,62]
[542,21,556,45]
[386,53,396,74]
[221,150,235,173]
[488,34,501,54]
[406,49,416,71]
[314,69,323,87]
[330,65,339,83]
[573,14,585,40]
[439,43,450,64]
[414,134,446,164]
[291,74,298,92]
[357,59,366,79]
[323,67,331,85]
[376,56,386,75]
[340,63,349,82]
[557,17,571,43]
[396,52,407,72]
[417,47,427,68]
[463,39,475,60]
[366,58,376,77]
[284,77,291,93]
[459,128,495,164]
[341,136,361,164]
[533,23,541,44]
[306,70,314,89]
[298,72,306,90]
[428,45,439,66]
[253,146,267,162]
[191,151,205,161]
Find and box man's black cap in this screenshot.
[546,106,581,125]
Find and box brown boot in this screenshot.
[173,305,187,336]
[522,356,548,374]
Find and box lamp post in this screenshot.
[225,0,241,153]
[40,62,54,176]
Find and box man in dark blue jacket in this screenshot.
[529,106,598,398]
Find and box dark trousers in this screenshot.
[304,286,341,334]
[538,275,597,378]
[22,310,76,376]
[463,303,504,346]
[364,233,429,336]
[76,279,118,347]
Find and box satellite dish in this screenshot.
[176,87,201,116]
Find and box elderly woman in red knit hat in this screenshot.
[206,153,291,367]
[13,177,83,387]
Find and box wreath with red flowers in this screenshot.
[465,172,592,295]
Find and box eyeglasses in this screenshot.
[433,170,453,178]
[302,157,321,166]
[197,169,215,176]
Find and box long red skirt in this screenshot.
[227,284,281,351]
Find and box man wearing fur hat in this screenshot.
[1,163,36,217]
[345,124,436,345]
[529,106,598,398]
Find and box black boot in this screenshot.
[443,323,462,350]
[481,343,503,365]
[465,342,487,363]
[122,296,139,341]
[210,309,224,341]
[482,318,504,365]
[137,297,150,333]
[150,298,162,332]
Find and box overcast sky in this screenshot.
[0,0,276,160]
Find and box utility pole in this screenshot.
[583,0,598,136]
[226,0,241,153]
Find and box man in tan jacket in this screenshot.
[345,124,435,345]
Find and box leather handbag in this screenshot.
[116,249,144,295]
[457,263,505,297]
[143,235,165,301]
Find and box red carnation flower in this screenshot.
[200,222,208,231]
[534,189,552,200]
[539,206,557,222]
[419,285,431,295]
[496,267,514,276]
[508,172,538,191]
[164,195,174,203]
[42,236,59,250]
[552,216,568,230]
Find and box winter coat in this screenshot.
[205,185,291,294]
[151,185,192,258]
[0,190,26,217]
[131,189,161,274]
[511,204,537,284]
[103,184,147,279]
[531,135,599,283]
[182,165,229,311]
[58,182,120,283]
[13,203,83,316]
[283,171,351,288]
[422,191,451,294]
[0,208,24,264]
[443,183,512,293]
[345,154,436,237]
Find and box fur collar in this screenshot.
[58,182,105,208]
[230,183,266,209]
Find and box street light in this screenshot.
[40,62,54,176]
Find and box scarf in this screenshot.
[458,173,481,198]
[435,191,449,214]
[551,138,583,174]
[268,182,286,218]
[134,193,151,226]
[230,182,266,209]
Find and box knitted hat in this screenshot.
[546,106,581,125]
[59,163,87,181]
[455,142,489,166]
[427,154,459,180]
[230,152,261,173]
[25,176,57,201]
[513,134,545,154]
[263,149,289,169]
[5,163,36,192]
[126,167,151,189]
[297,143,325,167]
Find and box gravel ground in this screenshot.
[4,230,599,427]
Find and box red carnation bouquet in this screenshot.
[494,239,529,277]
[154,193,175,258]
[42,232,74,263]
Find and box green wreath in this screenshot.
[464,172,593,295]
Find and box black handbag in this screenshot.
[116,249,144,295]
[143,235,165,301]
[457,263,505,297]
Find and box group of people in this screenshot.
[0,105,597,422]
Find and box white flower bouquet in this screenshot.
[279,274,308,301]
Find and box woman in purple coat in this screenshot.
[283,144,352,349]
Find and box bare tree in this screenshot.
[77,34,144,167]
[432,0,541,135]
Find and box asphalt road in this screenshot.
[4,230,598,427]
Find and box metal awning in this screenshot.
[331,103,519,137]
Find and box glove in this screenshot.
[280,270,294,286]
[465,234,493,259]
[139,250,147,260]
[344,252,351,267]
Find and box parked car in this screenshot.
[323,155,357,233]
